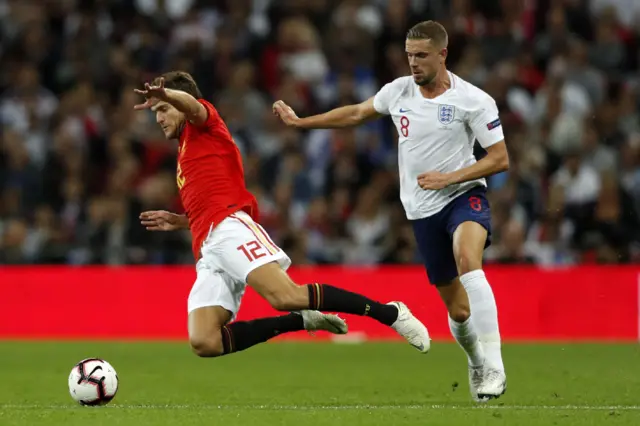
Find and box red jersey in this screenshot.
[177,99,259,260]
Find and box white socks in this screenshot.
[460,269,504,371]
[448,316,485,366]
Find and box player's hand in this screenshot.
[272,100,301,127]
[139,210,185,231]
[134,78,168,110]
[417,171,452,190]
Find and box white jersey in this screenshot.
[373,72,505,220]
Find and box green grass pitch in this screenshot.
[0,341,639,425]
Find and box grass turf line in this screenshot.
[0,342,638,426]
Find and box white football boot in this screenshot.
[388,302,431,353]
[469,364,489,403]
[476,367,507,401]
[299,310,348,334]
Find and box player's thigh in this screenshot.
[447,187,491,274]
[187,263,237,354]
[245,262,308,310]
[204,212,297,306]
[410,215,458,286]
[452,222,487,272]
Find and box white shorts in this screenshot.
[187,211,291,320]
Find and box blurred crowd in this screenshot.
[1,0,639,266]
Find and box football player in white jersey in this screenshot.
[273,20,508,402]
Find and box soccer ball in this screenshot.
[68,358,119,406]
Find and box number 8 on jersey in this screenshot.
[400,116,410,137]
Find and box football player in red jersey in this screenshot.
[134,71,430,357]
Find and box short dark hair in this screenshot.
[406,20,448,48]
[153,71,203,99]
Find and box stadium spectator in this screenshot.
[0,0,638,266]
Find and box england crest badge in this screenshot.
[438,104,455,125]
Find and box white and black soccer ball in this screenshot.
[68,358,119,406]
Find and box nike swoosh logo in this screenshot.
[399,108,411,113]
[412,343,425,351]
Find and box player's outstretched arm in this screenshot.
[272,97,382,129]
[418,141,509,190]
[162,88,208,126]
[139,210,190,231]
[134,78,208,126]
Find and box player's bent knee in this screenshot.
[189,335,224,358]
[449,304,471,323]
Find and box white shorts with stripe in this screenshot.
[187,211,291,319]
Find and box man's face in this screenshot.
[152,101,184,140]
[405,38,446,86]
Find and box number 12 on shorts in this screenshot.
[237,240,266,262]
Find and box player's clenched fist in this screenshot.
[272,100,300,127]
[417,171,452,190]
[139,210,188,231]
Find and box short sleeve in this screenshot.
[373,81,397,115]
[468,96,505,149]
[197,99,218,127]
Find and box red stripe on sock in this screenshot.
[222,326,234,353]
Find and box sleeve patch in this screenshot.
[486,118,501,130]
